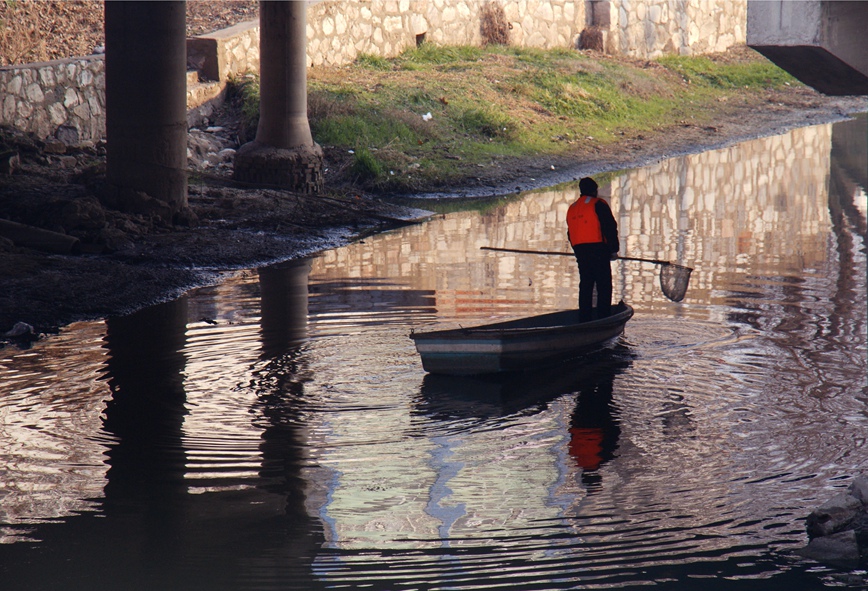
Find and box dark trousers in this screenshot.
[572,244,612,322]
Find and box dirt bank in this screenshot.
[0,144,431,343]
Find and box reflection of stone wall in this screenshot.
[612,123,832,311]
[0,320,111,530]
[313,123,834,320]
[308,381,571,550]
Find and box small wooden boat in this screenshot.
[410,302,634,375]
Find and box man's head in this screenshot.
[579,177,598,197]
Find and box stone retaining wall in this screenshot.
[1,0,748,143]
[0,55,105,145]
[186,0,589,76]
[305,0,587,67]
[187,20,261,83]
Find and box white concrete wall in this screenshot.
[747,0,824,46]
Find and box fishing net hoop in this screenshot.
[659,263,692,302]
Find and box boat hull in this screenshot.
[410,303,633,375]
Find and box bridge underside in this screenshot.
[751,44,868,96]
[748,0,868,96]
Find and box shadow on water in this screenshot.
[258,259,311,359]
[418,346,634,489]
[1,114,866,590]
[725,113,867,391]
[253,259,319,520]
[0,261,325,591]
[101,297,189,515]
[418,346,633,417]
[828,113,868,340]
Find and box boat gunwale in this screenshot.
[410,303,633,342]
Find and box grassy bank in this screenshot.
[233,44,797,193]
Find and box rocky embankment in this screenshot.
[797,476,868,566]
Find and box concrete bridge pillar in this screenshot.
[234,1,324,194]
[104,1,189,219]
[748,0,868,96]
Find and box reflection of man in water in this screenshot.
[566,177,620,322]
[568,364,621,490]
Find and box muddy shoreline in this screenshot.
[1,93,865,345]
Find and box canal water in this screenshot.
[1,114,866,590]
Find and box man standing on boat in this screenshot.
[567,177,619,322]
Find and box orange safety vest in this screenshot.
[567,196,603,246]
[569,427,605,471]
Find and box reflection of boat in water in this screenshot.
[420,349,633,489]
[410,302,633,375]
[418,347,634,419]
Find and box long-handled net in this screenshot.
[480,247,694,302]
[658,262,693,302]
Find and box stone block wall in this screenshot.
[194,0,745,73]
[0,56,105,145]
[187,20,261,82]
[305,0,587,67]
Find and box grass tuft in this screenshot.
[356,52,392,70]
[350,148,384,181]
[458,106,514,139]
[230,73,261,142]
